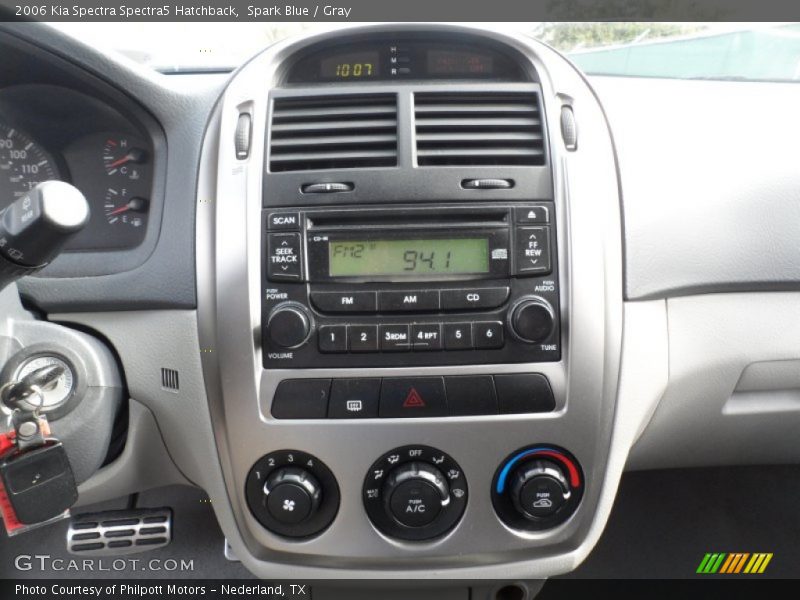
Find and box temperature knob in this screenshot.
[492,445,583,531]
[509,297,555,343]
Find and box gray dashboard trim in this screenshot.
[591,76,800,301]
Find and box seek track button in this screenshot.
[267,233,302,281]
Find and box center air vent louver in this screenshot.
[269,94,398,172]
[414,92,546,167]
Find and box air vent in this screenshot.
[269,94,398,172]
[414,92,546,167]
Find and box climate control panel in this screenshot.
[245,445,583,541]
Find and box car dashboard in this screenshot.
[1,21,799,584]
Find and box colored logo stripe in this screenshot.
[697,552,773,574]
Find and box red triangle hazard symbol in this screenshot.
[402,388,426,408]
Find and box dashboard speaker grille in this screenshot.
[414,92,546,167]
[269,94,398,172]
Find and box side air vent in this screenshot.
[269,94,398,172]
[414,92,546,167]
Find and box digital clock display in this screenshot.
[427,50,494,75]
[329,238,490,277]
[320,51,380,79]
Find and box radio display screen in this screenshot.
[329,238,490,277]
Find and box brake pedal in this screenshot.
[67,508,172,556]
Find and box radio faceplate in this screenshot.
[262,203,560,369]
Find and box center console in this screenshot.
[197,24,623,578]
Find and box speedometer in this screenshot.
[0,123,60,209]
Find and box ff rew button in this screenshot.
[379,377,447,418]
[515,227,551,275]
[267,233,302,281]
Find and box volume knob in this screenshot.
[510,297,555,343]
[267,302,312,348]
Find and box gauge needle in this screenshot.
[107,204,131,216]
[106,154,135,169]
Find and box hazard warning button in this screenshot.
[379,377,447,418]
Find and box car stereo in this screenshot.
[261,203,560,369]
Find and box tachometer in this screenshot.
[0,123,60,208]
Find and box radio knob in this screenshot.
[267,302,312,348]
[510,297,555,343]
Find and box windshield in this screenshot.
[48,22,800,82]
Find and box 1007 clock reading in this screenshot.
[329,238,489,277]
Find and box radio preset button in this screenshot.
[515,206,550,224]
[267,233,303,281]
[380,325,411,352]
[311,291,377,313]
[266,211,301,231]
[515,227,551,275]
[348,325,379,352]
[474,322,505,349]
[378,290,439,312]
[411,324,442,351]
[440,287,510,311]
[443,323,473,350]
[318,325,347,353]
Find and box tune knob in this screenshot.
[263,467,321,525]
[509,297,555,343]
[266,302,312,348]
[383,462,450,528]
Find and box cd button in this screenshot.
[440,287,510,311]
[378,290,439,312]
[348,325,379,352]
[311,291,377,313]
[380,324,411,352]
[411,324,442,351]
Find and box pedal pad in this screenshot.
[67,508,172,556]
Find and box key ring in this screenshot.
[0,382,45,417]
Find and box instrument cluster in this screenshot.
[0,84,155,251]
